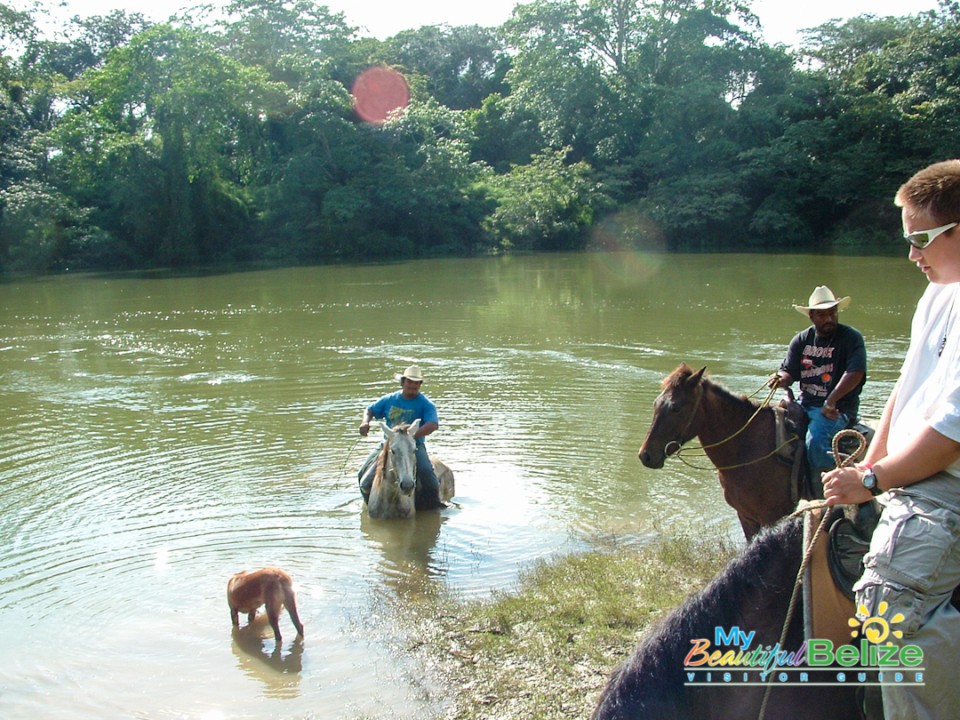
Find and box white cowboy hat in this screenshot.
[794,286,851,315]
[396,365,425,382]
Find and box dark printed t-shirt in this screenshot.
[781,323,867,418]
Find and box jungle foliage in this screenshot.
[1,0,959,272]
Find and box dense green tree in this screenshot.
[498,0,772,253]
[502,0,760,163]
[23,10,153,82]
[372,98,492,255]
[501,0,619,160]
[0,2,74,271]
[51,24,289,266]
[483,147,605,251]
[3,0,960,272]
[467,92,545,172]
[734,4,960,250]
[0,179,95,271]
[312,97,493,259]
[211,0,358,88]
[254,71,364,260]
[257,83,494,261]
[841,4,960,162]
[382,24,509,110]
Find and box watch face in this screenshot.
[863,471,876,490]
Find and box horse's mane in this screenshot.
[680,515,803,642]
[598,515,804,714]
[373,437,391,486]
[665,363,763,416]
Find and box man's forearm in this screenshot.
[825,370,865,409]
[415,421,438,439]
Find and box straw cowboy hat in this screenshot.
[793,286,851,315]
[396,365,425,382]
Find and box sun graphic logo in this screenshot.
[848,601,906,644]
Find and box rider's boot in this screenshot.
[415,483,446,510]
[358,460,376,504]
[808,466,830,498]
[856,685,885,720]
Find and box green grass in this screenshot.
[402,531,738,719]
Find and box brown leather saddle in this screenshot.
[803,504,875,646]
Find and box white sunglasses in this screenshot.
[904,222,958,249]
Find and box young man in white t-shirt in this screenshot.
[824,159,960,719]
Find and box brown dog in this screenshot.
[227,567,304,642]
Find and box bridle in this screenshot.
[662,382,705,457]
[665,379,796,471]
[387,433,417,493]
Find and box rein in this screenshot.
[756,429,867,720]
[670,378,795,471]
[338,433,366,481]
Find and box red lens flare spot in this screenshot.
[351,66,410,125]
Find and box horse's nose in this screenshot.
[639,448,664,469]
[400,477,416,493]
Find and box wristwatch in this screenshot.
[862,468,882,496]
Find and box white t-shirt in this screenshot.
[889,281,960,479]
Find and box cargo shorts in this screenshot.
[855,479,960,719]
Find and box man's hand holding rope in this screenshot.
[822,464,873,506]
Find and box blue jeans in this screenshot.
[804,406,849,471]
[358,442,442,508]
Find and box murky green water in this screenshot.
[0,252,927,718]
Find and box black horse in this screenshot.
[593,515,863,719]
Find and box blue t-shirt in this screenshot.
[367,391,439,444]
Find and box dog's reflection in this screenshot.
[230,616,303,698]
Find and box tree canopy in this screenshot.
[1,0,959,273]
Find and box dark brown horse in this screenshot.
[592,514,862,719]
[638,364,798,540]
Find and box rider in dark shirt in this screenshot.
[770,286,867,490]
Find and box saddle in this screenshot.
[802,503,878,646]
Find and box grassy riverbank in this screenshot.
[402,531,738,719]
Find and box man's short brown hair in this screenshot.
[895,159,960,224]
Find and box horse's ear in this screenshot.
[408,418,421,435]
[383,423,396,441]
[691,366,707,384]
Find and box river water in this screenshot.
[0,251,926,718]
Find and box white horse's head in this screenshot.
[381,419,420,496]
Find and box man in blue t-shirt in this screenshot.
[358,364,444,509]
[769,285,867,489]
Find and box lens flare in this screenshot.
[351,66,410,125]
[588,208,666,283]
